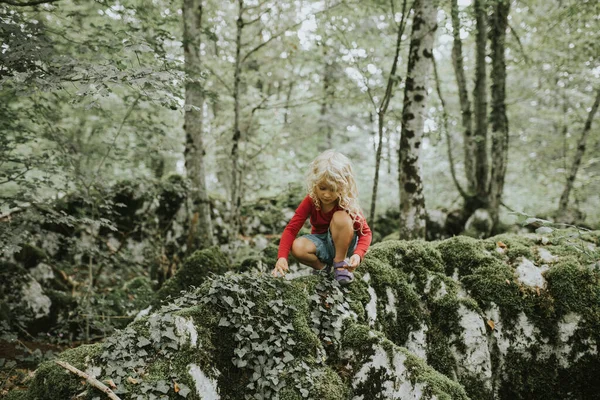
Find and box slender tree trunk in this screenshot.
[472,0,489,203]
[450,0,476,194]
[557,88,600,215]
[369,0,409,224]
[386,128,392,175]
[284,81,293,125]
[230,0,244,237]
[398,0,438,240]
[319,49,334,151]
[370,112,385,223]
[433,56,468,199]
[369,112,376,152]
[488,0,510,228]
[183,0,214,249]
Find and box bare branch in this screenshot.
[0,0,59,6]
[508,22,530,64]
[94,95,141,177]
[55,360,121,400]
[241,1,344,64]
[203,63,233,93]
[245,7,272,25]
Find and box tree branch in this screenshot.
[55,360,121,400]
[241,1,343,64]
[94,95,141,178]
[508,22,530,64]
[0,0,59,6]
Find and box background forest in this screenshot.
[0,0,599,396]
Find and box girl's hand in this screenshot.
[272,257,289,277]
[347,254,361,272]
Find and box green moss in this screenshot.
[426,295,479,380]
[484,233,535,262]
[543,240,600,266]
[436,235,494,276]
[155,246,228,303]
[557,353,600,399]
[2,390,29,400]
[499,349,560,400]
[402,349,471,400]
[356,257,423,345]
[312,367,347,399]
[366,240,444,290]
[340,323,378,354]
[27,344,102,400]
[545,258,600,318]
[426,326,457,380]
[341,323,470,400]
[461,262,524,319]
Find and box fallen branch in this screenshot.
[55,360,121,400]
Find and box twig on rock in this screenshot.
[55,360,121,400]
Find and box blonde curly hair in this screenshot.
[306,150,366,233]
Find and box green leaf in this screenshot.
[177,383,191,397]
[155,380,170,393]
[282,351,294,363]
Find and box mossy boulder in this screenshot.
[358,230,600,400]
[154,246,229,303]
[10,230,600,400]
[0,261,52,333]
[19,275,468,399]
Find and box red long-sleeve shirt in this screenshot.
[277,195,372,260]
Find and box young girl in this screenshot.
[271,150,372,285]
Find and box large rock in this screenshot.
[8,229,600,400]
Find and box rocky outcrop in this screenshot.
[7,229,600,399]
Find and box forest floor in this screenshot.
[0,339,70,395]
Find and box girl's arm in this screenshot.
[276,195,312,260]
[353,217,372,260]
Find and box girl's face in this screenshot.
[315,182,339,206]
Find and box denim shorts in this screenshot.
[303,230,358,265]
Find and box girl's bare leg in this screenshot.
[330,211,354,263]
[291,238,326,270]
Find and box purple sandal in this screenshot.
[333,260,354,285]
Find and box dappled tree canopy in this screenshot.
[1,0,598,229]
[1,0,599,398]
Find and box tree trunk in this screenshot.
[370,112,385,223]
[472,0,489,204]
[450,0,476,194]
[433,55,468,200]
[557,88,600,215]
[319,48,334,151]
[369,0,409,224]
[284,81,293,125]
[488,0,510,228]
[183,0,214,250]
[230,0,244,237]
[398,0,438,240]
